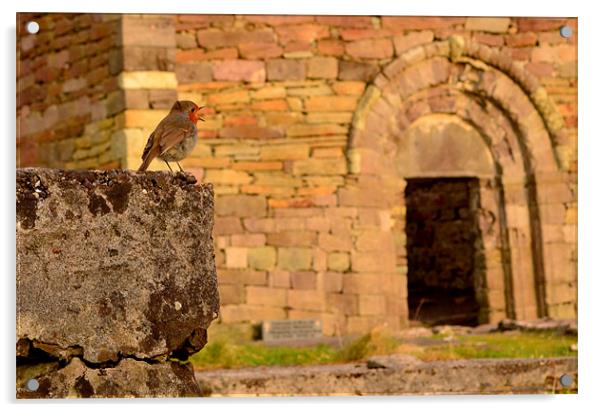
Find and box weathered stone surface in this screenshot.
[17,358,202,398]
[498,318,577,335]
[366,354,422,369]
[16,168,219,397]
[195,357,577,395]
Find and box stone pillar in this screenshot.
[16,168,219,398]
[110,14,179,171]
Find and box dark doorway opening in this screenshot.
[405,177,482,326]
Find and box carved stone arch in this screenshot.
[345,36,574,323]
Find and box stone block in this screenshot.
[323,272,343,292]
[275,24,329,44]
[243,218,277,233]
[207,90,251,105]
[305,95,358,112]
[287,124,348,137]
[346,38,394,59]
[219,284,245,305]
[343,274,387,294]
[121,47,176,72]
[225,247,248,268]
[393,31,434,55]
[251,99,289,111]
[120,15,176,48]
[346,316,389,335]
[277,247,313,271]
[291,271,318,290]
[306,112,354,124]
[326,293,358,316]
[252,86,287,100]
[215,194,267,218]
[307,57,338,79]
[212,60,266,83]
[351,250,397,272]
[218,126,282,140]
[246,286,286,307]
[318,233,353,252]
[214,217,244,235]
[230,233,267,247]
[465,17,511,33]
[239,42,284,59]
[175,62,213,84]
[220,304,286,323]
[260,144,310,160]
[328,252,350,272]
[267,231,317,247]
[355,230,394,252]
[265,112,304,126]
[332,81,366,96]
[204,170,253,186]
[232,161,284,172]
[359,294,387,316]
[547,282,577,305]
[292,159,347,175]
[248,246,277,270]
[287,289,325,311]
[16,169,218,397]
[242,15,315,26]
[176,32,198,49]
[176,48,239,63]
[505,32,538,47]
[317,39,345,56]
[515,18,568,32]
[217,269,267,286]
[340,28,391,41]
[197,28,276,49]
[117,71,177,90]
[122,109,169,128]
[269,270,291,288]
[532,44,577,63]
[313,249,328,272]
[148,89,178,109]
[266,59,306,81]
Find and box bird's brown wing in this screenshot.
[155,116,195,155]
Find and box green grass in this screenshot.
[404,331,577,361]
[190,328,577,371]
[190,341,336,369]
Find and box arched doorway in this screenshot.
[346,36,574,325]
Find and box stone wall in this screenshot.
[17,14,578,335]
[196,356,578,396]
[16,169,219,398]
[17,13,123,170]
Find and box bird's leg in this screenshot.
[164,160,173,173]
[176,161,184,173]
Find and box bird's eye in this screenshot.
[190,108,195,112]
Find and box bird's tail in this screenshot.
[137,149,157,172]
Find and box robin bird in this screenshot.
[137,100,205,172]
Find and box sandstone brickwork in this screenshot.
[17,14,577,336]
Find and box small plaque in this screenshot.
[262,319,323,341]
